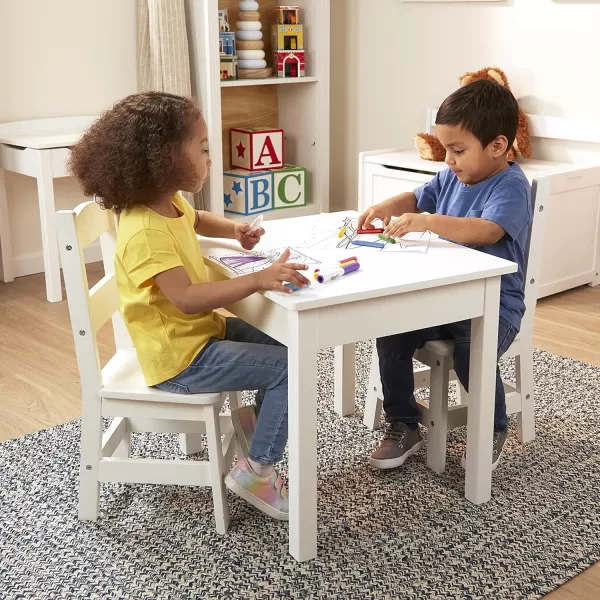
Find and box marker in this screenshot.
[378,234,396,244]
[351,240,385,249]
[357,228,384,234]
[285,283,301,292]
[317,261,360,283]
[248,214,263,234]
[337,225,347,238]
[314,256,357,277]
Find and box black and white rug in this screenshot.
[1,344,599,600]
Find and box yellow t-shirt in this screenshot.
[115,193,226,386]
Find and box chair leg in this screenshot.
[228,391,248,460]
[426,357,450,474]
[456,377,468,406]
[205,403,230,535]
[364,346,383,430]
[179,432,204,456]
[516,346,535,444]
[113,418,131,458]
[78,397,103,521]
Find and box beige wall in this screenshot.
[0,0,137,274]
[330,0,600,211]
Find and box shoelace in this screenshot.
[383,423,408,442]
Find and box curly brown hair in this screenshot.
[69,91,201,213]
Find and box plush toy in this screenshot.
[414,67,531,162]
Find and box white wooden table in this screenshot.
[0,116,98,302]
[200,211,517,562]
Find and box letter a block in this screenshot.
[230,127,284,171]
[223,169,274,215]
[273,164,306,209]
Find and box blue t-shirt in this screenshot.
[414,163,532,331]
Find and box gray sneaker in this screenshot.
[461,429,508,471]
[369,422,424,469]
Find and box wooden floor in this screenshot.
[0,266,598,598]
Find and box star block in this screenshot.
[223,169,274,215]
[272,164,306,209]
[230,127,284,171]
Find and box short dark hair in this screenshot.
[69,91,201,213]
[435,79,519,150]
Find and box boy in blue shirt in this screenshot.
[358,79,532,471]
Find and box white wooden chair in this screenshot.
[56,200,246,534]
[363,176,550,473]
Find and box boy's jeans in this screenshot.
[376,317,518,432]
[155,318,287,465]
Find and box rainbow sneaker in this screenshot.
[225,458,289,520]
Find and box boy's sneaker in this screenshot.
[369,422,424,469]
[461,429,508,471]
[225,458,289,521]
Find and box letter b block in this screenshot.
[230,127,284,171]
[223,169,274,215]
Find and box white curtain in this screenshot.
[138,0,196,205]
[138,0,192,98]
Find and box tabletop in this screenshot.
[0,116,98,149]
[200,211,517,312]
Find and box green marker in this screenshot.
[378,234,396,244]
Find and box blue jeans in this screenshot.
[376,318,518,432]
[155,318,288,465]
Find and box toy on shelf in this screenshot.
[230,127,284,171]
[223,164,307,215]
[219,9,238,80]
[273,6,305,78]
[235,0,272,79]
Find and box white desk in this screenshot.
[0,116,98,302]
[200,211,516,562]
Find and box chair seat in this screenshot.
[423,334,521,359]
[101,349,221,405]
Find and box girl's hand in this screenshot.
[235,222,265,250]
[256,249,311,293]
[384,213,429,239]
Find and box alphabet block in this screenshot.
[230,127,284,171]
[223,169,274,216]
[273,164,306,209]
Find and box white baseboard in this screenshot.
[14,240,103,278]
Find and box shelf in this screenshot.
[225,203,321,222]
[221,76,318,88]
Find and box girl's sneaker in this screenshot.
[225,458,289,520]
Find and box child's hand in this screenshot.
[357,204,392,230]
[256,249,311,294]
[235,222,265,250]
[384,213,429,239]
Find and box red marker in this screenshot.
[357,228,384,234]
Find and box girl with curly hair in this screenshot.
[70,91,311,521]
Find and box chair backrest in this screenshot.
[518,176,549,340]
[56,201,132,397]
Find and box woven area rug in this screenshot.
[1,343,599,600]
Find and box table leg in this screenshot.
[288,310,318,561]
[37,152,62,302]
[334,344,356,416]
[0,168,14,283]
[465,276,501,504]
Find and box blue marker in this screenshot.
[352,240,385,249]
[285,283,301,292]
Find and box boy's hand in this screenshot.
[235,222,265,250]
[384,213,429,239]
[256,249,311,294]
[357,204,393,230]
